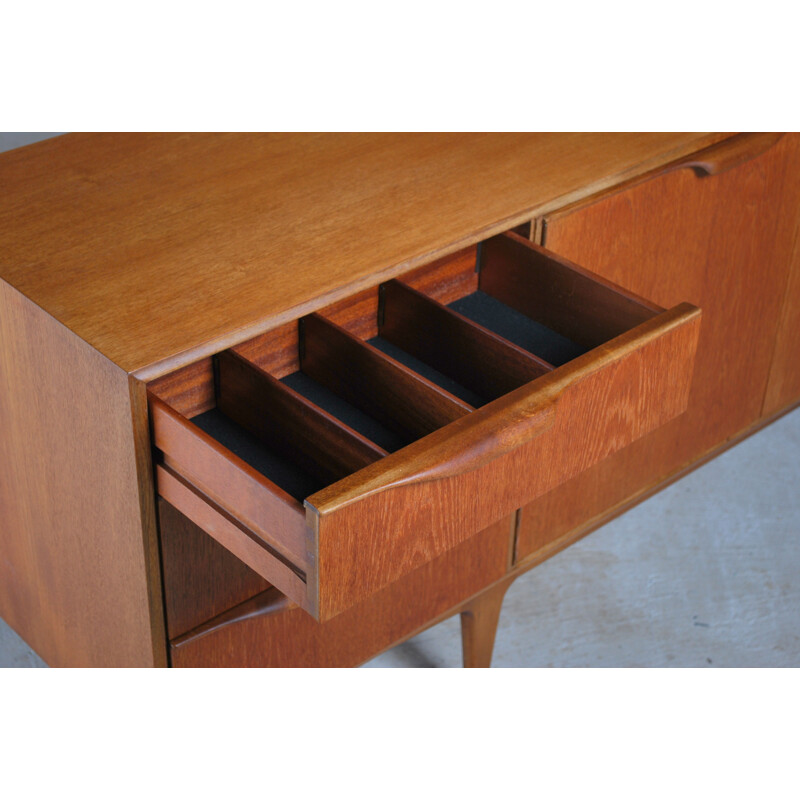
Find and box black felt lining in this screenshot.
[367,336,487,407]
[192,408,322,502]
[449,291,587,366]
[281,371,406,453]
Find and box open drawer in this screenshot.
[148,231,701,621]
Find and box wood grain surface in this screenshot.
[518,132,800,562]
[400,246,480,305]
[0,133,729,377]
[0,282,165,667]
[230,320,300,381]
[170,515,514,667]
[146,357,215,419]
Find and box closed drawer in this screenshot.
[148,231,701,621]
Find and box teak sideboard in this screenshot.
[1,132,798,668]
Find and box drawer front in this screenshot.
[149,232,701,621]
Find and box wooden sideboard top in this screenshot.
[0,132,730,376]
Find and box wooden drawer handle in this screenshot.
[670,132,783,177]
[359,398,557,495]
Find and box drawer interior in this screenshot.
[190,404,326,502]
[447,291,586,366]
[148,229,669,620]
[150,232,661,505]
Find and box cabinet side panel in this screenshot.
[0,283,163,666]
[519,133,800,561]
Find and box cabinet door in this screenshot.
[516,133,800,563]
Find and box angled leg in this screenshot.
[460,578,513,668]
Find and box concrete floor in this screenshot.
[1,133,798,667]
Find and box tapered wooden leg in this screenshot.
[460,579,513,668]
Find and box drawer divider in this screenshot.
[300,313,473,441]
[381,278,554,400]
[480,232,663,348]
[216,349,388,487]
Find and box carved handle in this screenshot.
[305,397,557,515]
[670,132,783,177]
[381,400,556,489]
